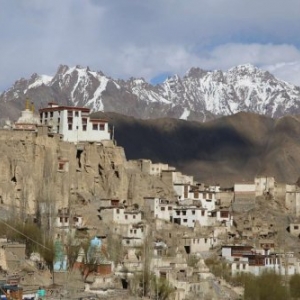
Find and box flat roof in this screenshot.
[39,106,90,113]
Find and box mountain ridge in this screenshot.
[1,63,300,123]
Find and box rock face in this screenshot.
[0,130,175,218]
[1,64,300,123]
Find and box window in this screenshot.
[75,111,79,117]
[133,215,136,219]
[243,264,246,270]
[57,126,59,132]
[45,112,48,118]
[99,123,105,130]
[192,210,195,215]
[83,125,87,131]
[201,210,205,216]
[130,229,132,233]
[161,207,165,211]
[134,230,136,234]
[50,112,53,118]
[68,124,72,130]
[125,215,128,219]
[67,117,73,123]
[67,110,72,116]
[58,163,64,171]
[168,206,172,210]
[176,211,180,216]
[294,225,299,230]
[182,211,186,216]
[116,209,119,214]
[82,118,87,124]
[93,124,98,130]
[204,238,207,243]
[183,219,187,223]
[126,240,130,245]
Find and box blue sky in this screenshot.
[0,0,300,91]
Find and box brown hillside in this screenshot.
[91,111,300,185]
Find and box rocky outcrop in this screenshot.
[0,130,175,218]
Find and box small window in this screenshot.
[45,112,48,118]
[126,240,130,244]
[182,211,186,216]
[192,210,195,215]
[99,123,105,130]
[134,230,137,234]
[68,124,72,130]
[201,211,205,216]
[183,219,187,223]
[50,111,53,118]
[294,225,299,230]
[117,209,119,214]
[133,215,136,219]
[168,206,172,211]
[204,238,207,243]
[93,124,98,130]
[161,207,165,211]
[75,111,79,117]
[83,125,87,131]
[125,215,128,219]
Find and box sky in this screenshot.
[1,0,300,91]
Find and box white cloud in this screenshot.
[263,62,300,86]
[0,1,300,90]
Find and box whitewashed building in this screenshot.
[39,103,110,143]
[143,197,174,221]
[172,206,212,227]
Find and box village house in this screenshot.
[254,176,275,197]
[143,197,174,221]
[39,102,111,143]
[98,206,142,225]
[174,183,217,211]
[172,206,211,227]
[221,244,300,277]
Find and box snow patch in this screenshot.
[28,75,52,90]
[180,108,190,120]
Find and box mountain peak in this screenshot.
[0,64,300,123]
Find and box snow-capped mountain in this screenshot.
[1,63,300,122]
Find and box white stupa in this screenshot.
[14,99,40,131]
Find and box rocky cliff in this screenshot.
[0,130,175,219]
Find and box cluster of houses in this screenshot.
[3,102,300,299]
